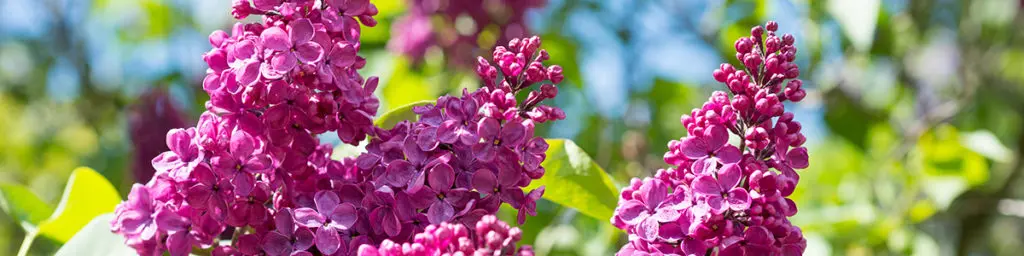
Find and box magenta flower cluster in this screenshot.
[388,0,545,67]
[611,21,809,256]
[356,215,534,255]
[109,0,563,255]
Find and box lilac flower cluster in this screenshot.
[109,0,563,254]
[356,215,534,256]
[388,0,545,67]
[129,88,188,182]
[611,21,809,256]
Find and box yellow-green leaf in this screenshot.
[54,214,135,256]
[526,139,619,222]
[0,184,53,231]
[374,100,434,129]
[37,167,122,243]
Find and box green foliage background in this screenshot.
[2,0,1024,255]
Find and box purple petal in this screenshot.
[185,184,213,209]
[473,144,496,162]
[328,203,357,230]
[681,238,708,256]
[271,52,297,72]
[427,201,455,224]
[716,145,742,164]
[289,19,315,45]
[416,127,439,151]
[232,173,255,196]
[717,163,742,189]
[436,120,460,144]
[274,209,295,236]
[166,128,191,156]
[261,26,291,51]
[499,121,526,145]
[744,226,775,246]
[151,152,181,174]
[726,188,751,211]
[230,129,256,157]
[315,226,341,255]
[639,179,668,207]
[615,200,648,226]
[787,147,809,169]
[293,208,326,227]
[680,137,711,159]
[236,60,261,86]
[383,160,415,187]
[293,227,314,250]
[636,217,659,241]
[428,163,455,190]
[471,170,498,195]
[314,190,341,215]
[497,166,522,187]
[244,154,273,173]
[405,170,426,193]
[691,175,722,195]
[293,42,324,64]
[704,125,729,150]
[476,118,500,140]
[262,232,292,256]
[652,207,681,223]
[706,195,726,214]
[165,232,190,256]
[382,211,401,237]
[155,208,188,232]
[657,221,685,240]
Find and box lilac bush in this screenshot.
[109,0,563,255]
[388,0,546,67]
[611,21,809,256]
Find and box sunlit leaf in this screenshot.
[0,184,53,231]
[373,100,435,129]
[526,139,619,222]
[828,0,880,52]
[960,130,1013,163]
[54,214,135,256]
[37,167,123,243]
[383,57,436,112]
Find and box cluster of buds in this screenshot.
[388,0,546,67]
[611,21,808,256]
[109,0,563,255]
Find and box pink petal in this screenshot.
[288,18,315,44]
[236,59,261,86]
[315,226,341,255]
[680,137,710,159]
[717,163,742,189]
[230,130,256,158]
[427,201,455,224]
[716,145,742,164]
[787,147,809,169]
[293,42,324,64]
[726,188,751,211]
[293,208,326,227]
[314,191,341,214]
[471,170,498,195]
[427,163,455,190]
[704,124,729,150]
[271,52,297,73]
[261,26,291,51]
[615,200,648,226]
[691,175,722,195]
[329,203,357,229]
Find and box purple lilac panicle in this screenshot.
[388,0,546,67]
[110,0,563,254]
[611,21,809,256]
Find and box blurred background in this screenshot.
[1,0,1023,255]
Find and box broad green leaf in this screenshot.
[0,183,53,231]
[54,214,135,256]
[526,139,619,222]
[374,100,434,129]
[37,167,123,243]
[383,57,435,113]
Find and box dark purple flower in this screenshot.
[212,129,273,196]
[472,117,525,162]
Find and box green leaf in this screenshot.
[526,139,619,222]
[374,100,434,129]
[382,57,436,113]
[0,184,53,231]
[37,167,123,243]
[54,214,135,256]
